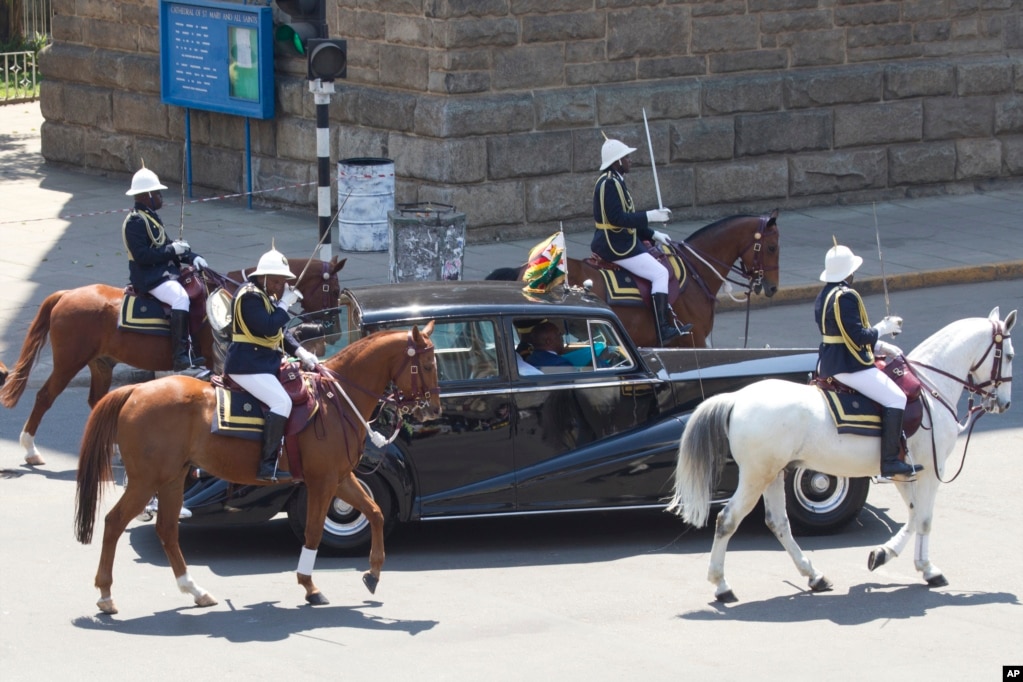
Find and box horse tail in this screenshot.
[484,266,523,281]
[666,393,735,528]
[75,385,137,544]
[0,290,66,408]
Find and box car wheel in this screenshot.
[784,468,869,535]
[286,475,394,556]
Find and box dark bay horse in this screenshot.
[75,323,440,614]
[0,256,345,465]
[488,211,780,348]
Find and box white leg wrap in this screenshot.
[297,546,317,576]
[915,534,929,564]
[176,572,207,598]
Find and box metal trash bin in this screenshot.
[388,203,467,283]
[337,158,395,252]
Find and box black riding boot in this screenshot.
[652,293,691,346]
[169,310,195,371]
[879,407,923,480]
[257,412,288,481]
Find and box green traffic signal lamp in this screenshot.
[275,22,319,55]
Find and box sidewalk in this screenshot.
[2,99,1023,383]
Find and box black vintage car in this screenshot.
[179,281,870,553]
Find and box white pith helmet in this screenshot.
[251,247,296,279]
[820,244,863,282]
[126,167,168,196]
[600,138,636,171]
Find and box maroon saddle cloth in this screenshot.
[811,355,923,437]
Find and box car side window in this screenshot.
[429,320,500,382]
[514,317,635,375]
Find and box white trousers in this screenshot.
[614,252,669,294]
[833,367,907,409]
[149,279,190,311]
[229,373,292,417]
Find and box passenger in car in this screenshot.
[524,321,575,368]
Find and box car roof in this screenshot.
[342,280,615,326]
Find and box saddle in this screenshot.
[210,360,321,481]
[583,243,686,307]
[812,355,923,438]
[118,267,206,336]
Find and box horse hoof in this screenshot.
[867,548,888,572]
[305,591,330,606]
[96,597,118,615]
[24,453,45,466]
[362,572,379,594]
[194,593,218,608]
[715,590,738,603]
[926,574,949,588]
[809,576,833,593]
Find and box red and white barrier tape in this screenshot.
[0,181,317,226]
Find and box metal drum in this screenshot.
[337,158,395,252]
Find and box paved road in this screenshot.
[1,280,1020,681]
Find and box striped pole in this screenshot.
[310,78,335,260]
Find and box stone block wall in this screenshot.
[38,0,1023,242]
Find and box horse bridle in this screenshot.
[906,319,1012,482]
[908,319,1012,419]
[386,330,438,415]
[674,214,779,301]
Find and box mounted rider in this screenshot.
[591,138,692,345]
[122,166,208,371]
[815,242,923,481]
[223,246,318,481]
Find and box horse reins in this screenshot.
[906,320,1011,483]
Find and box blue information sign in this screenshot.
[159,0,275,119]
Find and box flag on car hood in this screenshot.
[522,231,567,293]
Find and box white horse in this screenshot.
[667,307,1015,603]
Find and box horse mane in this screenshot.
[685,214,757,242]
[908,317,986,364]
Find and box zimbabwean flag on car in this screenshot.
[522,231,567,294]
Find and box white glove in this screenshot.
[873,315,903,337]
[191,256,208,271]
[277,284,303,310]
[295,347,318,371]
[652,230,671,246]
[874,340,903,358]
[171,240,191,256]
[645,208,671,223]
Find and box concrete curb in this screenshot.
[716,260,1023,312]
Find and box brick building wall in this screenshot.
[38,0,1023,242]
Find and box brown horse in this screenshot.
[489,211,780,349]
[0,257,345,466]
[74,322,440,614]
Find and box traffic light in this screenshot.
[307,39,347,81]
[274,0,326,56]
[274,1,346,81]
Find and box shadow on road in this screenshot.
[71,598,437,640]
[679,583,1020,625]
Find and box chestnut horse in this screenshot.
[488,211,780,348]
[0,257,345,465]
[75,323,440,614]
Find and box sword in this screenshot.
[872,202,896,333]
[642,108,664,210]
[293,187,353,284]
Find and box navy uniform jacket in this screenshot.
[224,283,302,375]
[590,169,654,261]
[122,204,201,293]
[814,281,878,377]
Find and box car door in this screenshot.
[508,316,677,511]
